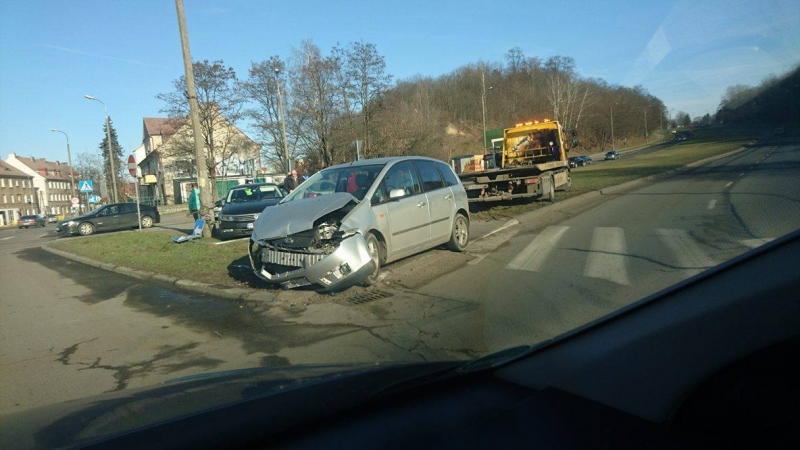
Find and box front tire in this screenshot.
[446,213,469,252]
[362,233,383,286]
[78,222,95,236]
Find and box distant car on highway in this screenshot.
[56,203,160,236]
[568,157,580,168]
[605,151,620,160]
[579,155,592,165]
[18,215,46,228]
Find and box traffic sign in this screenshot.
[88,195,101,204]
[127,155,137,177]
[78,180,94,193]
[71,197,79,205]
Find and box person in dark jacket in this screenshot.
[283,169,299,192]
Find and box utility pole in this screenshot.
[175,0,213,236]
[274,67,290,173]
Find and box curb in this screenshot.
[40,244,278,303]
[41,143,751,302]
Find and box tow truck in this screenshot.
[452,119,572,203]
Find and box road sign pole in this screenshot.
[129,155,142,230]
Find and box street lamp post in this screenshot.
[481,71,493,151]
[274,68,290,173]
[84,95,118,203]
[51,129,77,213]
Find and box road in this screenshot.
[0,207,504,414]
[416,139,800,351]
[1,138,798,415]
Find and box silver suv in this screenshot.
[248,156,470,291]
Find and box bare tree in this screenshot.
[290,41,342,167]
[157,60,253,196]
[341,41,392,157]
[242,56,301,171]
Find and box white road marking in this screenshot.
[707,199,716,210]
[656,229,716,273]
[505,226,569,272]
[725,182,733,187]
[740,238,775,249]
[1,236,14,241]
[584,227,630,285]
[739,172,745,177]
[467,220,520,266]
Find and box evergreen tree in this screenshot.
[97,118,123,201]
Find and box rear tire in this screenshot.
[545,177,555,203]
[141,215,154,228]
[446,213,469,252]
[363,233,383,286]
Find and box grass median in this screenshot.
[50,130,756,285]
[50,232,254,288]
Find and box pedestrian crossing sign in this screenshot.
[79,180,94,193]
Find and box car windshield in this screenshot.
[226,185,283,203]
[2,1,799,441]
[282,164,385,202]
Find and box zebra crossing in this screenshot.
[503,225,728,285]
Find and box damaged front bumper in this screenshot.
[249,233,376,291]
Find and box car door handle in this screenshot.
[445,194,453,199]
[417,202,426,208]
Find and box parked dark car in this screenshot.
[18,215,45,228]
[216,183,284,240]
[45,214,59,223]
[56,203,160,236]
[579,155,593,165]
[605,151,620,160]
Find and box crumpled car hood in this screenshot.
[251,192,356,241]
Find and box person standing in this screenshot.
[283,169,299,193]
[188,183,201,220]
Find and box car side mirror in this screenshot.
[389,188,406,200]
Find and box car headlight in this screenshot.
[220,214,231,221]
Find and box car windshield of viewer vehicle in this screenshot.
[1,0,798,447]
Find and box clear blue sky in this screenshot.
[2,0,798,167]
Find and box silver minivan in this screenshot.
[248,156,470,291]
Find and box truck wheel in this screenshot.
[446,213,469,252]
[546,177,555,202]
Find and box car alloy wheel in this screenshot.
[362,233,383,286]
[78,222,95,236]
[141,216,154,228]
[446,213,469,252]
